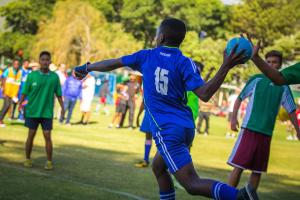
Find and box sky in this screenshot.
[222,0,241,5]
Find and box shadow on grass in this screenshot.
[0,140,299,200]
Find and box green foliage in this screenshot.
[181,32,259,83]
[230,0,300,46]
[91,0,231,47]
[31,0,142,66]
[0,32,34,58]
[266,32,300,62]
[0,0,55,34]
[0,0,56,57]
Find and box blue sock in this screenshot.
[160,190,175,200]
[212,181,238,200]
[144,140,152,163]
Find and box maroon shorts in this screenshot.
[227,128,271,173]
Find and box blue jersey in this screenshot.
[122,46,204,129]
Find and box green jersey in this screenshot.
[22,70,62,118]
[240,74,296,136]
[281,62,300,85]
[187,91,199,120]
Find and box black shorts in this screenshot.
[25,118,53,131]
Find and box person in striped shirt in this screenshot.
[228,50,300,192]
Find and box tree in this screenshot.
[181,31,259,83]
[230,0,300,46]
[91,0,230,48]
[266,32,300,62]
[0,0,56,58]
[31,0,142,67]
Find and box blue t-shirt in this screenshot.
[122,46,204,129]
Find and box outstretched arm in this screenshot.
[87,58,123,72]
[193,65,230,102]
[246,35,287,85]
[251,56,286,85]
[288,112,300,140]
[193,45,246,102]
[74,58,123,80]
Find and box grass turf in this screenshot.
[0,104,299,200]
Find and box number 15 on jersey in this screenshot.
[155,67,169,95]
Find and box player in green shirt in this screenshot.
[247,35,300,85]
[228,50,300,191]
[18,51,64,170]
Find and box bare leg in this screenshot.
[174,162,216,197]
[25,129,37,159]
[152,151,174,192]
[42,130,52,161]
[249,172,261,190]
[84,111,91,124]
[228,167,243,188]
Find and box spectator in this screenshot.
[226,89,240,138]
[95,79,110,115]
[119,74,139,129]
[11,60,32,120]
[55,64,67,119]
[109,84,128,128]
[59,71,82,125]
[0,60,21,127]
[79,73,95,125]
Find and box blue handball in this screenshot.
[226,37,253,63]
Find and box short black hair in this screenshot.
[39,51,51,59]
[265,50,282,64]
[159,18,186,47]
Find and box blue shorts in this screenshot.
[152,124,195,174]
[140,111,151,133]
[25,118,53,131]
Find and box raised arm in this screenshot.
[246,35,287,85]
[251,55,286,85]
[193,45,247,102]
[193,66,231,102]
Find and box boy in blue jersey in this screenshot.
[74,18,257,200]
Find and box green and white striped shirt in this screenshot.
[239,74,296,136]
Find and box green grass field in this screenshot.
[0,103,299,200]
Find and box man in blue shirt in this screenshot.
[75,18,257,200]
[59,71,82,125]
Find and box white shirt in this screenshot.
[82,76,95,101]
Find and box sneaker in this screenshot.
[134,160,149,168]
[44,161,54,170]
[24,159,33,168]
[108,124,113,128]
[204,132,208,136]
[0,123,5,128]
[237,184,259,200]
